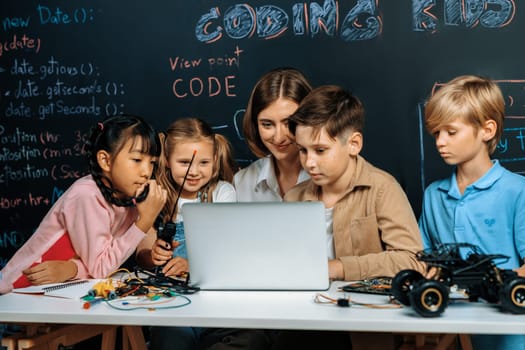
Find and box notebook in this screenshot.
[12,279,97,299]
[182,201,330,291]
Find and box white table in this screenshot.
[1,282,524,335]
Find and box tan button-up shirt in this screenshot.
[285,155,426,280]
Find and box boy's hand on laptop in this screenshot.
[328,259,344,280]
[162,257,189,277]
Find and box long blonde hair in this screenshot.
[156,118,236,222]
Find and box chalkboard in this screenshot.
[2,0,525,267]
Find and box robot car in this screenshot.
[391,242,525,317]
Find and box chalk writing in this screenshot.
[168,46,242,99]
[341,0,383,41]
[497,126,525,161]
[46,79,102,100]
[105,82,124,96]
[4,102,31,118]
[43,147,72,159]
[37,97,102,119]
[0,34,41,57]
[1,186,68,209]
[172,76,236,98]
[0,146,41,162]
[0,186,66,210]
[413,0,516,32]
[208,46,244,70]
[0,125,88,195]
[2,16,30,31]
[37,6,95,25]
[0,197,23,210]
[10,57,97,80]
[233,108,246,141]
[0,163,85,185]
[169,56,202,71]
[3,56,124,119]
[0,127,37,146]
[40,130,60,145]
[256,5,289,39]
[15,79,40,99]
[307,0,337,37]
[0,230,24,249]
[0,164,49,186]
[51,163,83,181]
[169,47,243,72]
[195,0,382,43]
[51,186,66,205]
[10,58,36,76]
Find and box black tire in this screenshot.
[501,277,525,314]
[391,269,424,306]
[480,275,501,303]
[409,279,449,317]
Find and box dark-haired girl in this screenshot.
[0,115,167,294]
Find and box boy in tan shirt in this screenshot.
[281,85,425,350]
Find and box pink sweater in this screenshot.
[0,175,146,294]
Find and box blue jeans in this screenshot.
[173,221,187,259]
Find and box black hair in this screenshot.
[86,114,161,207]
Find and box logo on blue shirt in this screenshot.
[484,218,496,227]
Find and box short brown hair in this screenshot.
[289,85,364,141]
[425,75,504,154]
[242,67,312,158]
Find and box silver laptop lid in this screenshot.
[182,201,330,291]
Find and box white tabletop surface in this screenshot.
[1,281,525,334]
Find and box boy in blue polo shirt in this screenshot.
[419,75,525,350]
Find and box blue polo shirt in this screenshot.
[419,160,525,270]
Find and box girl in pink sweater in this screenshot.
[0,115,167,294]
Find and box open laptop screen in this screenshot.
[182,201,330,291]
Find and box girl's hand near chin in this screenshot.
[135,179,167,232]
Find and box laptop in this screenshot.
[182,201,330,291]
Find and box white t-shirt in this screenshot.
[233,156,309,202]
[175,180,236,222]
[325,206,335,260]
